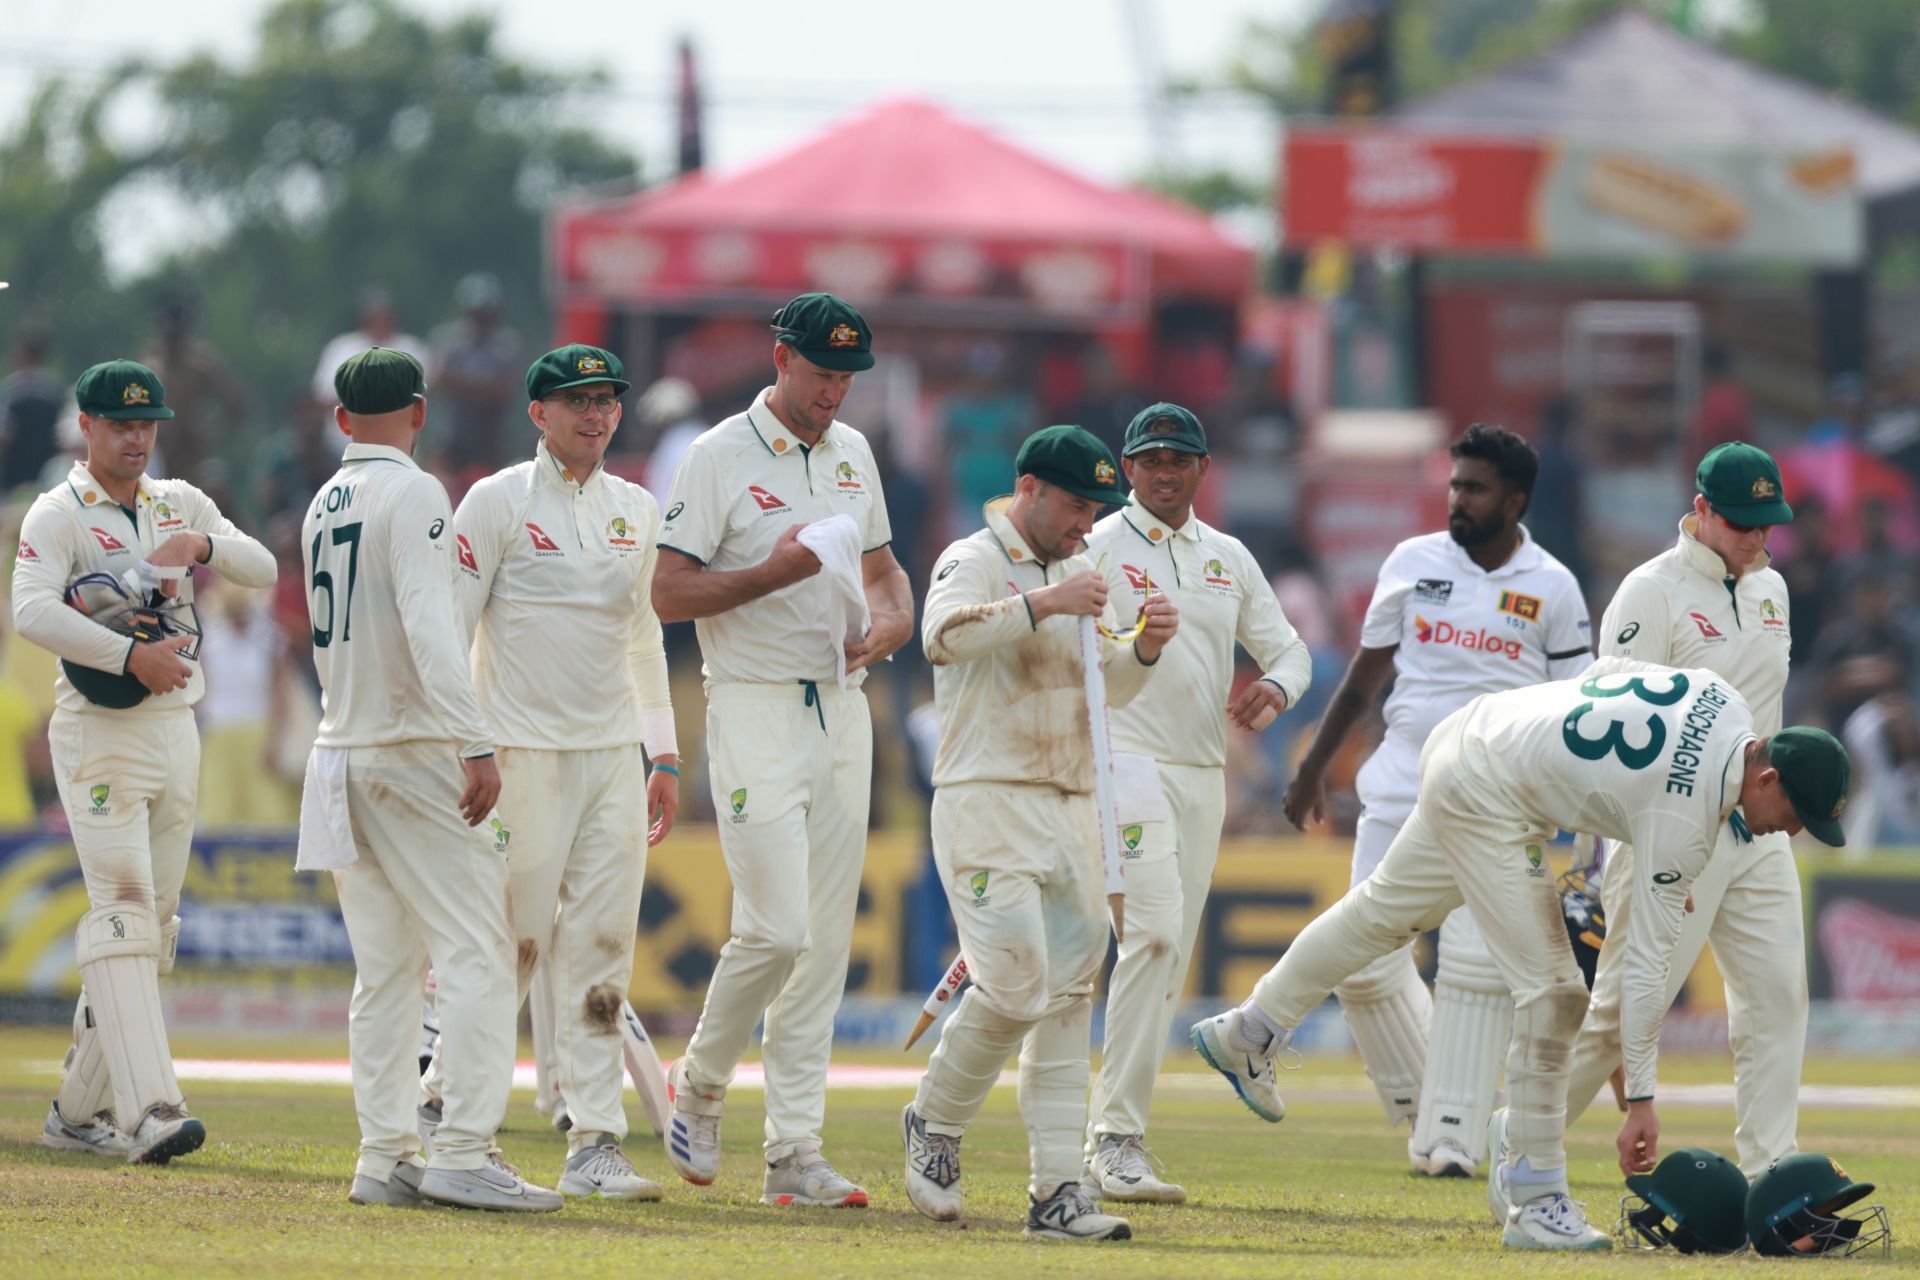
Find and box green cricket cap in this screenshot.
[771,292,874,372]
[1697,441,1793,525]
[526,344,631,401]
[334,347,426,415]
[1122,401,1208,457]
[1768,726,1850,846]
[1015,424,1123,504]
[75,360,174,420]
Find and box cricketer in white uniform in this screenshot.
[1564,442,1804,1175]
[654,294,914,1206]
[298,348,558,1212]
[427,344,679,1201]
[1196,660,1851,1251]
[1081,402,1310,1202]
[901,424,1178,1243]
[1281,425,1589,1178]
[16,359,276,1164]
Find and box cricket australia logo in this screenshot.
[1525,843,1544,878]
[1122,824,1144,858]
[835,461,862,491]
[152,500,184,530]
[729,788,748,823]
[1202,557,1232,592]
[606,516,637,549]
[88,784,111,816]
[489,817,511,852]
[967,870,990,907]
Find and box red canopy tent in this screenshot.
[550,98,1252,347]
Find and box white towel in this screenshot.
[295,745,357,871]
[1111,752,1171,825]
[796,514,870,689]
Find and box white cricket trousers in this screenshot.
[1248,715,1590,1174]
[913,782,1110,1198]
[333,741,516,1177]
[1565,826,1803,1175]
[1091,762,1226,1141]
[48,708,198,1125]
[682,681,872,1160]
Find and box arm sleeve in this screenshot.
[388,474,493,759]
[1544,570,1595,679]
[10,501,136,674]
[449,479,509,643]
[628,491,676,757]
[1618,811,1716,1101]
[655,442,728,565]
[179,484,278,588]
[1358,544,1413,649]
[1598,574,1673,664]
[923,543,1033,665]
[1236,543,1312,708]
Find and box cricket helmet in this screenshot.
[1746,1153,1890,1258]
[61,572,201,709]
[1618,1147,1749,1254]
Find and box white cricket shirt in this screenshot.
[656,388,890,685]
[302,443,493,759]
[453,441,675,754]
[1357,527,1591,815]
[12,461,278,716]
[1088,494,1312,769]
[923,498,1157,792]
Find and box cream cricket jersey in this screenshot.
[1087,494,1311,769]
[1357,527,1591,812]
[12,461,277,716]
[452,441,675,754]
[656,388,890,685]
[923,498,1157,792]
[1444,657,1756,1101]
[302,443,493,760]
[1601,515,1790,739]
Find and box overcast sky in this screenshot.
[5,0,1311,273]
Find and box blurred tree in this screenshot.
[1727,0,1920,127]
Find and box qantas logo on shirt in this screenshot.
[749,485,790,513]
[88,527,128,553]
[455,533,479,575]
[1689,611,1727,640]
[15,540,36,562]
[1122,564,1154,592]
[525,523,564,557]
[1413,614,1523,660]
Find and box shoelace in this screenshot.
[1056,1183,1100,1218]
[584,1144,638,1178]
[488,1152,527,1181]
[149,1102,190,1124]
[1105,1136,1164,1180]
[794,1153,848,1188]
[913,1131,961,1186]
[1530,1193,1591,1234]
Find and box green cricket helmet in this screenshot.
[1618,1147,1749,1254]
[1746,1153,1891,1258]
[62,571,202,709]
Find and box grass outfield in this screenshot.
[1,1027,1915,1278]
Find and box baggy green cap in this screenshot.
[1015,424,1123,504]
[1697,441,1793,525]
[526,344,631,401]
[334,347,426,415]
[771,293,875,372]
[1768,726,1850,846]
[75,360,174,420]
[1122,402,1208,457]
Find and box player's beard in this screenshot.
[1447,510,1505,548]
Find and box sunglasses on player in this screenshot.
[1713,510,1770,536]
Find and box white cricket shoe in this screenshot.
[349,1159,424,1207]
[1189,1008,1285,1122]
[1088,1134,1185,1204]
[42,1102,132,1157]
[1503,1193,1612,1252]
[1485,1107,1511,1225]
[762,1148,869,1207]
[558,1133,663,1201]
[126,1102,206,1165]
[663,1058,724,1186]
[1024,1182,1132,1241]
[418,1153,563,1213]
[1412,1135,1478,1179]
[902,1106,963,1221]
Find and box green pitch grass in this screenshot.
[1,1027,1914,1278]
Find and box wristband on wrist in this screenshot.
[652,763,680,777]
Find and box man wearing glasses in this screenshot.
[420,345,680,1202]
[1559,441,1804,1177]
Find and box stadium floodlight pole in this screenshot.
[904,955,969,1050]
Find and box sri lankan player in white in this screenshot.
[1563,442,1804,1175]
[433,344,678,1201]
[654,295,913,1206]
[901,424,1177,1241]
[1081,403,1310,1202]
[299,348,559,1212]
[1282,425,1590,1177]
[1197,660,1851,1250]
[15,359,275,1164]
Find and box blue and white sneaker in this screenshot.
[663,1058,723,1186]
[1024,1182,1131,1241]
[1503,1192,1611,1251]
[1189,1008,1285,1123]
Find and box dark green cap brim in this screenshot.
[780,339,874,373]
[1043,478,1125,504]
[1716,497,1794,526]
[93,405,175,420]
[1801,812,1846,847]
[542,372,632,395]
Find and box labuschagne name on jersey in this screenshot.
[1664,678,1732,797]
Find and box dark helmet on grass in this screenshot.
[1618,1147,1748,1254]
[1745,1153,1890,1258]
